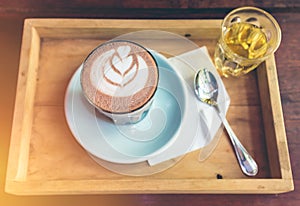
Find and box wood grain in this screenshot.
[4,19,293,195]
[0,0,299,12]
[0,0,299,19]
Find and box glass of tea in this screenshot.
[214,7,281,77]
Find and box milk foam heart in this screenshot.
[81,40,158,113]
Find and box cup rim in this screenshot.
[220,6,282,62]
[80,39,159,115]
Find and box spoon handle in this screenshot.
[216,106,258,176]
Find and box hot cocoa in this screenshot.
[81,40,158,113]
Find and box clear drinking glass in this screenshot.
[214,7,281,77]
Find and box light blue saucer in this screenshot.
[64,51,189,163]
[96,50,184,157]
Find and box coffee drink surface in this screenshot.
[81,40,158,113]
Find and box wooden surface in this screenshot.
[0,0,299,205]
[4,19,293,195]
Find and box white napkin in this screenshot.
[147,46,230,166]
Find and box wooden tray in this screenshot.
[5,19,293,195]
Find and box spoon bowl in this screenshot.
[194,68,258,176]
[194,68,219,106]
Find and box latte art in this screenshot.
[81,40,158,113]
[90,44,150,97]
[102,45,137,87]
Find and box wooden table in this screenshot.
[0,1,299,205]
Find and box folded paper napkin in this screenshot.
[147,46,230,166]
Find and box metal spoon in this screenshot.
[194,68,258,176]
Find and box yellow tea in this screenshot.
[215,22,269,77]
[225,22,267,59]
[214,7,281,77]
